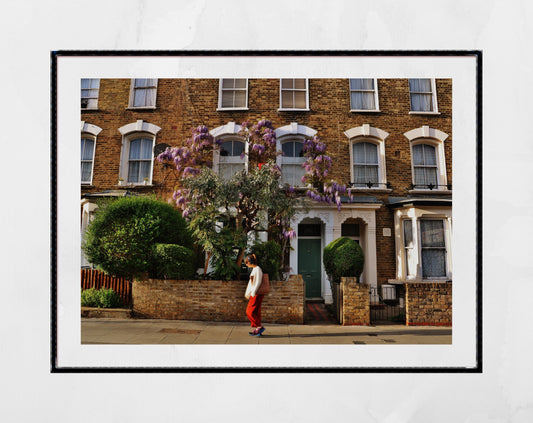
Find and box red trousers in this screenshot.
[246,294,264,328]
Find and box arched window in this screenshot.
[352,142,379,188]
[275,122,317,187]
[281,139,305,186]
[211,122,247,179]
[219,139,246,179]
[345,124,389,189]
[404,126,449,191]
[80,121,102,185]
[118,120,161,185]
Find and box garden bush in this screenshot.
[81,287,122,308]
[152,243,196,279]
[323,237,365,283]
[249,240,282,280]
[82,196,193,278]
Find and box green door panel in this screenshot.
[298,238,322,298]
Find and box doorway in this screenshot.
[298,238,322,298]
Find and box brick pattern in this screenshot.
[341,277,370,325]
[82,78,452,287]
[132,274,305,324]
[405,283,452,326]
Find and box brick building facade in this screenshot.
[81,78,452,304]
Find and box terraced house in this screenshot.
[81,77,452,306]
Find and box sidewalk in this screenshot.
[81,318,452,345]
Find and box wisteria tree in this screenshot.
[157,120,351,279]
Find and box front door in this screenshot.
[298,238,322,298]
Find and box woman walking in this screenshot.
[244,254,266,336]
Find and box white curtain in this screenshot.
[353,142,378,186]
[409,79,433,112]
[350,79,376,110]
[420,220,446,277]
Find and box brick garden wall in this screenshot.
[340,277,370,325]
[405,282,452,326]
[132,274,305,324]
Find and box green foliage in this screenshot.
[81,287,122,308]
[210,227,244,280]
[152,243,196,280]
[82,196,192,278]
[323,237,365,283]
[249,240,282,280]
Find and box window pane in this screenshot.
[128,162,140,182]
[221,79,235,89]
[294,79,306,89]
[140,138,152,159]
[234,79,246,89]
[281,79,294,89]
[139,161,151,181]
[298,224,321,237]
[81,139,94,160]
[282,164,305,186]
[361,92,375,109]
[282,142,294,157]
[351,92,363,109]
[294,141,303,157]
[129,139,141,159]
[134,79,147,88]
[234,90,246,107]
[412,144,424,165]
[403,220,413,247]
[423,144,437,165]
[422,250,446,277]
[353,143,365,163]
[421,220,445,247]
[81,79,91,89]
[133,89,147,107]
[414,167,426,185]
[294,91,306,108]
[281,91,293,108]
[365,143,378,164]
[81,162,92,182]
[221,91,234,108]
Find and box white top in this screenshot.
[245,266,263,299]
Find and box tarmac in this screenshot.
[81,318,452,345]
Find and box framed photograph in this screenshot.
[52,51,481,372]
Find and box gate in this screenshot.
[370,284,406,324]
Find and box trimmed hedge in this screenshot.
[323,237,365,283]
[81,287,123,308]
[152,243,196,279]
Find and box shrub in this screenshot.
[249,240,282,280]
[81,288,122,308]
[323,237,365,283]
[152,243,196,279]
[82,196,193,278]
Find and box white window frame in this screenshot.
[394,208,452,282]
[118,120,161,185]
[128,78,158,109]
[279,78,309,111]
[405,126,450,192]
[217,79,249,110]
[345,124,390,190]
[81,135,96,185]
[80,122,102,185]
[211,122,248,179]
[408,78,439,114]
[280,138,306,187]
[349,78,380,112]
[81,78,100,110]
[275,122,317,188]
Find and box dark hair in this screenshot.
[245,254,258,265]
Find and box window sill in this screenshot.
[409,111,441,116]
[349,188,392,193]
[116,183,153,188]
[81,108,99,111]
[217,107,249,111]
[408,189,452,195]
[278,108,310,112]
[127,106,156,110]
[350,109,381,113]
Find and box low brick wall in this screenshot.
[340,277,370,325]
[405,282,452,326]
[132,274,305,324]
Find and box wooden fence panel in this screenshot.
[81,269,132,306]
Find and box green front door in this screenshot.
[298,238,322,298]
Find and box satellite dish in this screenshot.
[153,143,170,157]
